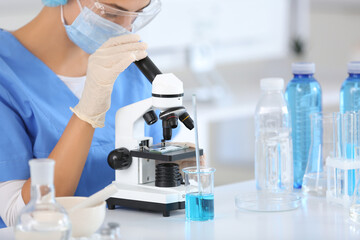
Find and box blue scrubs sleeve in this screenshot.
[0,89,32,181]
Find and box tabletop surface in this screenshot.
[1,180,360,240]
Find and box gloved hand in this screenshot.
[168,142,207,173]
[70,34,148,128]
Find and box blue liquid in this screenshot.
[340,73,360,196]
[185,193,214,221]
[285,74,322,188]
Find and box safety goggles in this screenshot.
[81,0,161,32]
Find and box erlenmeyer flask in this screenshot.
[303,113,336,196]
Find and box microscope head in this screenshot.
[150,73,194,141]
[152,73,184,110]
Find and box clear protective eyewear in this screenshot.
[82,0,161,32]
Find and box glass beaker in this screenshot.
[14,159,71,240]
[182,167,216,221]
[303,112,337,196]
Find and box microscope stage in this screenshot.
[130,147,203,162]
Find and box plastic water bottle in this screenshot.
[255,78,293,192]
[340,61,360,196]
[285,62,322,189]
[340,61,360,113]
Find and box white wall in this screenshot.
[0,0,289,71]
[139,0,289,71]
[0,1,42,30]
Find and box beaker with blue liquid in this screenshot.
[183,167,216,221]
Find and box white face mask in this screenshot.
[61,0,161,54]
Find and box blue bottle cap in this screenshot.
[292,62,315,75]
[348,61,360,74]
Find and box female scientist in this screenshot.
[0,0,163,227]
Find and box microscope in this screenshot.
[107,57,203,217]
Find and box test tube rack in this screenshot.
[326,157,360,207]
[325,112,360,207]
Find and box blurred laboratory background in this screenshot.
[1,0,360,186]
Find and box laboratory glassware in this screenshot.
[303,112,337,196]
[183,167,216,221]
[350,180,360,224]
[340,61,360,196]
[99,222,121,240]
[14,159,71,240]
[285,62,322,189]
[234,191,301,212]
[326,112,360,207]
[255,78,293,192]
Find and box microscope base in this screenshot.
[107,182,186,217]
[107,197,185,217]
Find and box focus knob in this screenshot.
[107,148,132,170]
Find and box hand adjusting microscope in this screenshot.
[107,57,203,217]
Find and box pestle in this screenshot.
[68,183,119,213]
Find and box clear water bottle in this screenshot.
[255,78,293,192]
[14,159,71,240]
[340,61,360,196]
[285,62,322,189]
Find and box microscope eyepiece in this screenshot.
[179,112,194,130]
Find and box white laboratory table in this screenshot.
[1,180,360,240]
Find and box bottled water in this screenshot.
[255,78,293,192]
[14,159,71,240]
[340,62,360,113]
[285,63,322,189]
[340,61,360,196]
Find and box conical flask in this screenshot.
[302,112,336,196]
[14,159,71,240]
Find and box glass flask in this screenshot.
[14,159,71,240]
[302,113,336,197]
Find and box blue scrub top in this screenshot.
[0,29,171,227]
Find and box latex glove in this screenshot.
[168,142,207,173]
[70,34,147,128]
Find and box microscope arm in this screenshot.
[115,97,153,150]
